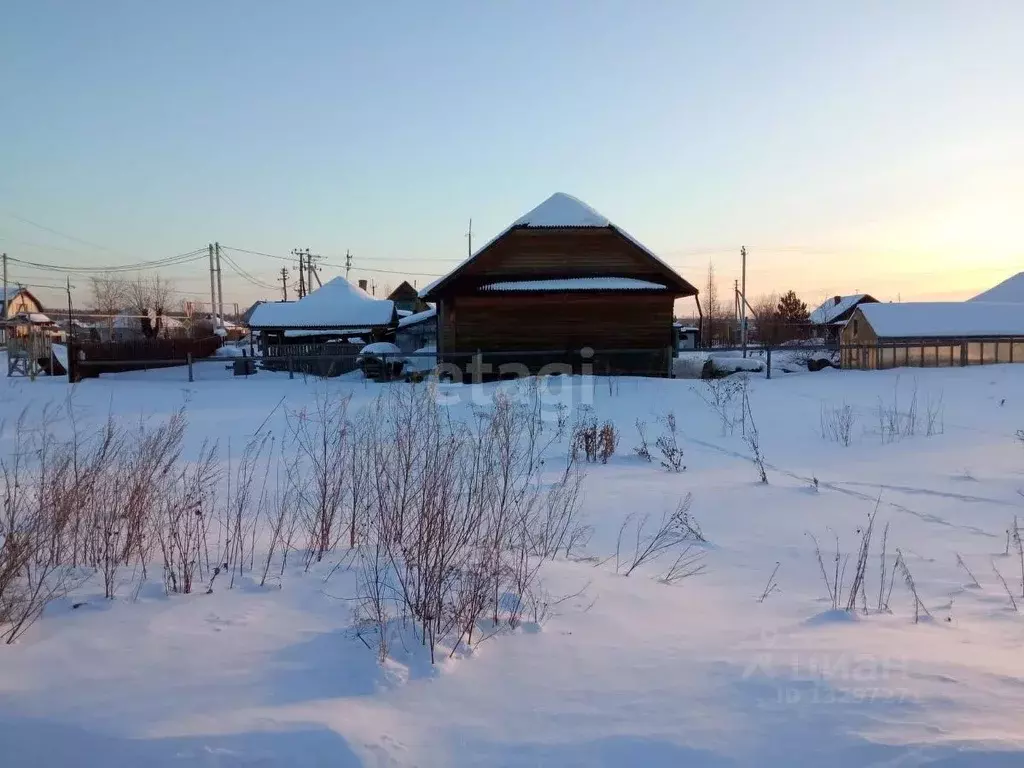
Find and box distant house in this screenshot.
[396,306,437,353]
[1,287,45,343]
[248,276,398,356]
[809,294,878,341]
[387,281,428,314]
[970,272,1024,303]
[841,302,1024,369]
[420,192,698,377]
[673,323,700,350]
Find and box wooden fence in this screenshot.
[70,336,223,379]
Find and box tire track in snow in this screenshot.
[682,432,998,538]
[830,481,1017,507]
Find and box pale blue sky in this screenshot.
[2,1,1022,310]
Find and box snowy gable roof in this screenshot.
[970,272,1024,303]
[809,294,873,325]
[512,193,610,228]
[420,192,694,299]
[248,277,395,329]
[479,277,667,292]
[858,302,1024,339]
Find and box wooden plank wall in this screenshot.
[441,294,673,353]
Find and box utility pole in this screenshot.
[467,218,473,257]
[740,246,748,358]
[2,253,7,346]
[208,243,217,328]
[280,267,290,301]
[307,251,322,289]
[66,276,74,382]
[293,248,306,298]
[345,250,352,281]
[215,242,225,330]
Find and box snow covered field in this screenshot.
[2,357,1024,767]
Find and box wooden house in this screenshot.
[842,301,1024,369]
[1,287,46,343]
[387,281,429,314]
[809,294,878,341]
[420,193,698,377]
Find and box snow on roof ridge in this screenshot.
[512,192,610,228]
[479,277,667,292]
[970,272,1024,303]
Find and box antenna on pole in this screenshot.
[467,218,473,257]
[345,250,352,281]
[280,267,290,301]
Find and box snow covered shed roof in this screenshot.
[419,192,696,299]
[857,302,1024,339]
[248,277,396,330]
[809,294,877,325]
[479,277,667,292]
[397,306,436,328]
[970,272,1024,303]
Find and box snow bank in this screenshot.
[357,342,402,357]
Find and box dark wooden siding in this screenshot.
[439,293,673,375]
[434,228,690,295]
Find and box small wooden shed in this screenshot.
[420,193,698,377]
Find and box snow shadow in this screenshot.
[0,715,361,768]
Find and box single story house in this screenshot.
[809,294,878,341]
[841,301,1024,369]
[419,192,699,378]
[248,276,397,365]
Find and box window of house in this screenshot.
[852,319,859,337]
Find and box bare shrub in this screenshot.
[991,561,1018,612]
[614,495,706,578]
[955,553,980,588]
[353,384,578,665]
[655,412,685,472]
[696,378,742,436]
[633,419,652,462]
[741,384,768,484]
[597,422,618,464]
[895,548,931,623]
[758,562,781,603]
[158,441,219,595]
[286,393,352,567]
[570,408,598,464]
[820,403,856,446]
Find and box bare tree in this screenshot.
[90,274,128,330]
[126,274,176,314]
[751,293,781,346]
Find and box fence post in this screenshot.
[765,347,772,379]
[288,353,294,379]
[187,353,194,382]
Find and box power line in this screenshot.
[4,212,124,254]
[6,249,208,274]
